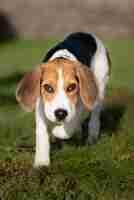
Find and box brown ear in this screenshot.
[16,67,41,112]
[76,63,98,111]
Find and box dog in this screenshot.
[16,32,111,167]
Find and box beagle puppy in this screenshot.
[16,32,111,167]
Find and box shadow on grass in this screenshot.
[0,72,23,85]
[101,88,132,134]
[0,94,17,105]
[101,104,125,134]
[70,88,133,146]
[0,72,23,105]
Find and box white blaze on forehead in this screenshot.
[58,68,64,91]
[55,68,76,121]
[56,68,70,109]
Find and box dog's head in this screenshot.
[16,59,98,123]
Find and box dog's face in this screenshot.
[16,59,98,123]
[40,60,79,122]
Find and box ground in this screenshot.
[0,39,134,200]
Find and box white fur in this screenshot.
[50,49,77,61]
[34,98,83,167]
[34,33,110,166]
[91,34,109,100]
[52,125,71,139]
[34,97,50,167]
[52,98,84,139]
[87,35,109,143]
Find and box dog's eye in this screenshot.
[66,83,77,93]
[43,84,54,93]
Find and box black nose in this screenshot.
[55,109,68,121]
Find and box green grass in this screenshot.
[0,38,134,200]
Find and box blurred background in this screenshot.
[1,1,134,198]
[0,0,134,40]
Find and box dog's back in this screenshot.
[43,32,97,67]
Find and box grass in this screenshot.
[0,38,134,199]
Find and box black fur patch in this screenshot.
[43,32,97,67]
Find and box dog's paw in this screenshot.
[34,160,50,168]
[34,155,50,168]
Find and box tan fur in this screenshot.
[16,67,41,112]
[62,60,79,105]
[75,63,98,110]
[16,58,98,112]
[41,62,58,103]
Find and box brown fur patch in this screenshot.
[75,63,98,110]
[62,61,79,105]
[16,67,41,112]
[40,62,59,103]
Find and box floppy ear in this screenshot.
[16,67,41,112]
[76,63,98,111]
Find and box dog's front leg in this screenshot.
[87,103,102,144]
[34,98,50,167]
